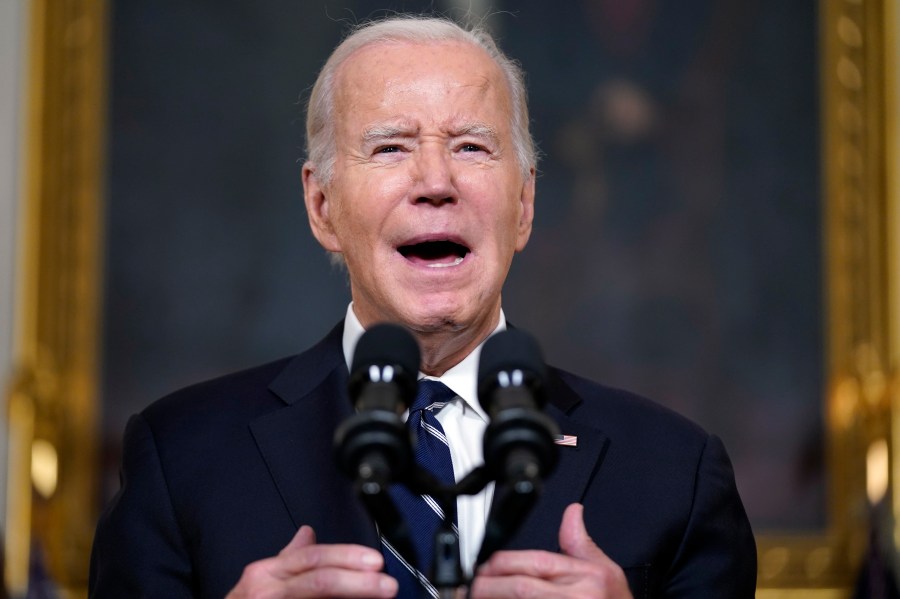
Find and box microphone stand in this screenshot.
[353,452,417,573]
[405,467,471,596]
[341,436,554,597]
[353,463,500,597]
[337,324,559,597]
[475,448,542,567]
[431,505,462,598]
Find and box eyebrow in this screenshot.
[361,122,500,145]
[452,123,499,143]
[361,125,416,145]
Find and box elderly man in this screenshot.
[90,15,756,599]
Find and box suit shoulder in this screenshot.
[141,322,345,428]
[549,367,709,447]
[140,356,296,431]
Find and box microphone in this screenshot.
[335,323,420,489]
[476,329,559,564]
[334,323,421,568]
[477,329,559,483]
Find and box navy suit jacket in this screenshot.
[90,323,756,597]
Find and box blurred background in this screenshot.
[1,0,898,597]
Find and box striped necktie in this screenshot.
[382,379,458,599]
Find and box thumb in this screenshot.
[280,525,316,555]
[558,503,606,562]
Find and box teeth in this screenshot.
[427,256,465,268]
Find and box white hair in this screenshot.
[304,15,537,184]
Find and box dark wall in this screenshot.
[103,0,823,531]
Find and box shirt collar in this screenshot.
[341,303,505,421]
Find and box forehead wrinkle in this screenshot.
[448,76,498,108]
[449,74,513,132]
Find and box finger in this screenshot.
[558,503,608,563]
[230,542,389,599]
[470,573,564,599]
[279,525,317,556]
[284,567,398,598]
[477,549,595,579]
[276,526,384,575]
[474,554,632,599]
[277,542,385,577]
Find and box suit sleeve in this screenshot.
[665,434,757,597]
[89,413,195,598]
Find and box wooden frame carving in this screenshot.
[757,0,896,595]
[4,0,107,595]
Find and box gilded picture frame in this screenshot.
[4,1,897,597]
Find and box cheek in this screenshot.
[327,198,369,255]
[379,168,414,194]
[331,190,401,252]
[340,171,410,220]
[483,188,526,242]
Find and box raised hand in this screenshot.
[226,526,398,598]
[470,504,633,599]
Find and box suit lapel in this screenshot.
[502,369,610,552]
[249,324,380,549]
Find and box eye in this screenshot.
[459,143,486,153]
[376,145,401,154]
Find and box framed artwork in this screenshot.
[5,1,897,595]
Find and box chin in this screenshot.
[403,313,465,334]
[399,303,470,334]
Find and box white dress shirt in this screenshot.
[341,304,499,575]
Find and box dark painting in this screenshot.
[103,0,823,531]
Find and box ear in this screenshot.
[303,162,342,252]
[515,168,536,252]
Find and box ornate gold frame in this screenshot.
[2,0,895,597]
[4,0,107,595]
[756,0,898,595]
[886,0,900,584]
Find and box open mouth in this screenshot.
[397,240,470,268]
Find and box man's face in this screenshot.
[304,40,535,337]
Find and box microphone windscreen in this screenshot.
[477,329,547,409]
[351,323,421,379]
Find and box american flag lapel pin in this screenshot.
[553,434,578,447]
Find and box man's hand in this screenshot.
[470,504,633,599]
[226,525,398,598]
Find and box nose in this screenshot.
[411,144,456,206]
